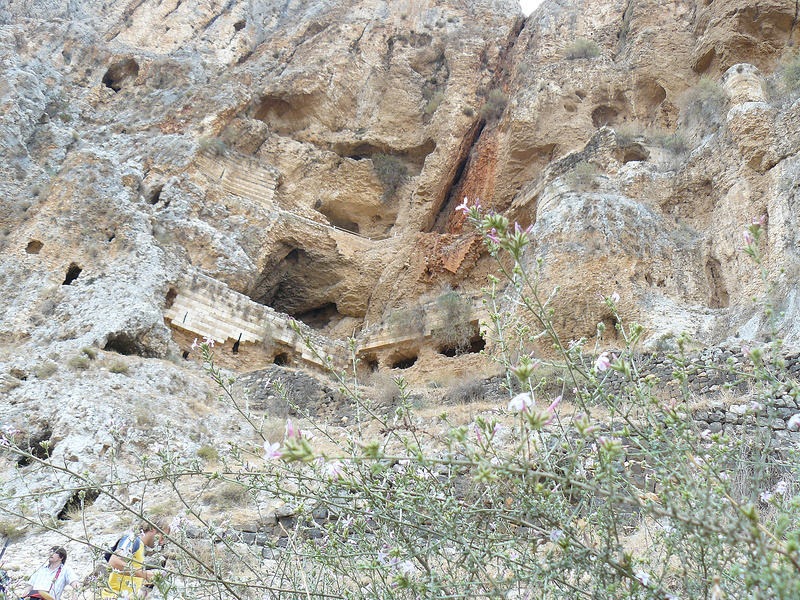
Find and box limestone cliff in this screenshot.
[3,0,800,382]
[3,0,800,580]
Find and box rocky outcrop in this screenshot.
[3,0,800,579]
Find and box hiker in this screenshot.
[21,546,79,600]
[102,517,170,600]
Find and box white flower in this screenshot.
[264,442,281,461]
[634,569,651,587]
[508,392,533,413]
[787,413,800,430]
[324,460,343,480]
[398,560,414,575]
[595,352,611,372]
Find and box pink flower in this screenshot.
[264,442,281,461]
[398,560,415,575]
[610,292,620,303]
[487,228,500,244]
[634,570,651,587]
[595,352,611,372]
[752,215,766,225]
[203,336,215,347]
[191,338,199,349]
[547,395,562,414]
[508,392,533,413]
[455,197,470,214]
[474,424,483,444]
[324,460,343,480]
[788,413,800,430]
[285,419,296,439]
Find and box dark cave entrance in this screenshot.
[63,263,82,285]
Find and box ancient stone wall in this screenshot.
[195,150,280,206]
[597,344,800,437]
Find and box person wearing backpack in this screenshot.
[101,518,169,600]
[20,547,79,600]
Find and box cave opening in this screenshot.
[63,263,82,285]
[17,426,53,467]
[600,315,620,340]
[57,488,101,520]
[165,288,178,310]
[390,353,418,370]
[295,302,341,330]
[274,352,290,366]
[250,246,343,318]
[101,58,140,92]
[705,257,729,308]
[438,333,486,357]
[592,105,620,128]
[146,185,163,205]
[104,333,151,357]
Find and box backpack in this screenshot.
[103,536,124,562]
[0,569,10,594]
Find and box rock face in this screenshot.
[3,0,800,374]
[3,0,800,571]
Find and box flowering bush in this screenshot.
[1,206,799,600]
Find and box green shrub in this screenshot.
[424,90,444,115]
[613,125,645,146]
[109,360,129,374]
[219,481,249,504]
[0,521,24,540]
[565,160,597,188]
[197,445,219,462]
[461,106,475,117]
[388,304,426,339]
[431,290,475,355]
[678,76,726,135]
[34,361,57,379]
[565,39,600,60]
[480,89,508,121]
[372,153,409,202]
[781,53,800,91]
[650,129,690,154]
[67,355,90,371]
[444,376,484,404]
[81,347,98,360]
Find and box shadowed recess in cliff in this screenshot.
[249,246,344,329]
[705,256,729,309]
[57,487,100,520]
[16,424,53,467]
[104,332,159,357]
[429,119,486,233]
[102,58,139,92]
[251,93,320,136]
[332,138,436,171]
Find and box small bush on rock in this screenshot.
[67,355,90,371]
[480,88,508,120]
[424,90,444,115]
[372,153,409,202]
[108,360,129,374]
[34,361,57,379]
[565,38,600,60]
[197,445,219,462]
